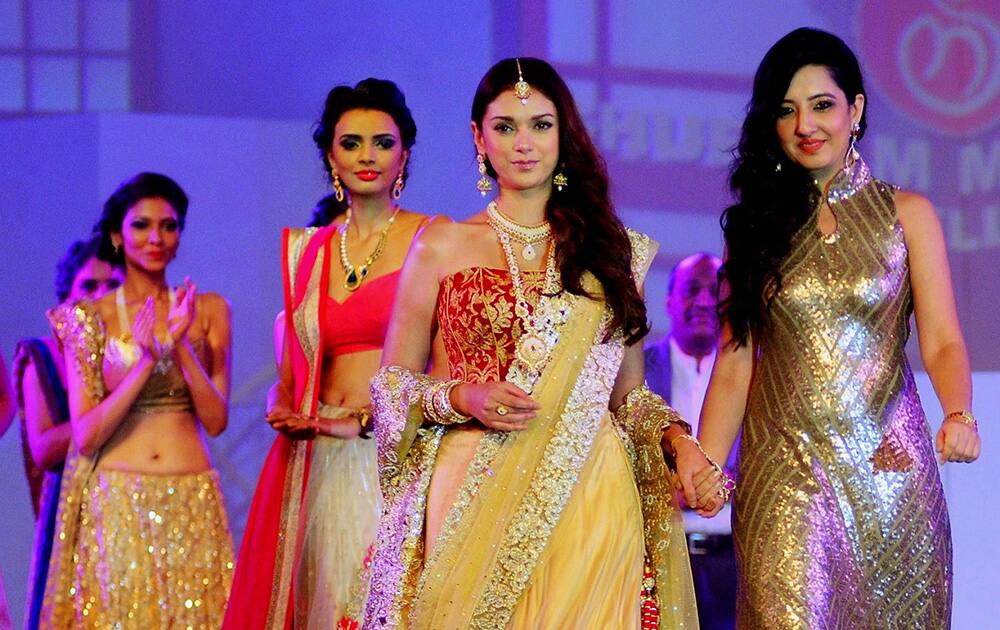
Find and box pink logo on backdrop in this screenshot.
[858,0,1000,136]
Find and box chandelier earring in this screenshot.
[332,169,345,203]
[392,171,405,200]
[845,122,861,170]
[476,153,493,196]
[552,167,568,192]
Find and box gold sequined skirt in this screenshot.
[69,468,234,629]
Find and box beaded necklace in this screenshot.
[340,205,401,290]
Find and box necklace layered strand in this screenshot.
[340,205,401,290]
[487,207,566,393]
[486,200,552,261]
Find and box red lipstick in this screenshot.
[356,170,380,182]
[798,139,825,154]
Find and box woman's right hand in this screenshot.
[452,381,541,431]
[266,406,319,440]
[132,297,161,362]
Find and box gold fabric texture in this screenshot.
[62,469,233,628]
[47,301,107,402]
[736,163,952,628]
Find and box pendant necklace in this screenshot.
[486,201,551,261]
[340,205,401,290]
[487,208,559,372]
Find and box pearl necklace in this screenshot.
[486,201,552,261]
[487,211,561,375]
[340,205,401,291]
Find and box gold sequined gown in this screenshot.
[43,301,234,629]
[735,160,951,629]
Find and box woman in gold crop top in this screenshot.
[43,172,234,628]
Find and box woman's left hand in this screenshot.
[936,419,981,464]
[168,276,198,342]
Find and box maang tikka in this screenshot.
[513,58,531,105]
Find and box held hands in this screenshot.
[266,406,319,440]
[266,406,368,440]
[936,416,981,464]
[452,381,541,431]
[672,436,729,517]
[167,277,198,342]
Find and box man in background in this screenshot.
[645,252,736,630]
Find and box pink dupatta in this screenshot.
[223,225,336,630]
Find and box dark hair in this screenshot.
[94,172,189,265]
[720,28,867,348]
[54,236,112,302]
[472,58,648,344]
[307,192,348,227]
[312,78,417,185]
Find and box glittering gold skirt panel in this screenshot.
[65,468,234,629]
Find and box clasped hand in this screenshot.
[265,407,367,440]
[452,381,541,431]
[673,439,728,517]
[936,420,981,464]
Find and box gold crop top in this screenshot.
[48,288,203,416]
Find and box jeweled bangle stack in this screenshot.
[421,379,471,425]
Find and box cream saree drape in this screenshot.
[366,231,698,629]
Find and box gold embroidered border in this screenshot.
[266,227,324,629]
[469,328,624,628]
[366,366,445,629]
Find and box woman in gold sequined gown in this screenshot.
[43,173,234,628]
[685,29,981,629]
[365,58,717,629]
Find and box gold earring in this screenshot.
[552,170,568,192]
[845,122,860,170]
[332,169,345,203]
[113,242,121,256]
[476,153,493,196]
[392,171,405,200]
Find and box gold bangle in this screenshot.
[669,433,737,501]
[669,432,699,457]
[944,410,977,430]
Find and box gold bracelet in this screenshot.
[669,433,736,502]
[944,410,977,430]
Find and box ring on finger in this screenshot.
[496,404,509,417]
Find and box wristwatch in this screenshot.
[357,408,373,439]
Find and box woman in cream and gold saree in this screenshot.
[366,58,728,630]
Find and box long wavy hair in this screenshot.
[721,28,867,348]
[472,57,649,344]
